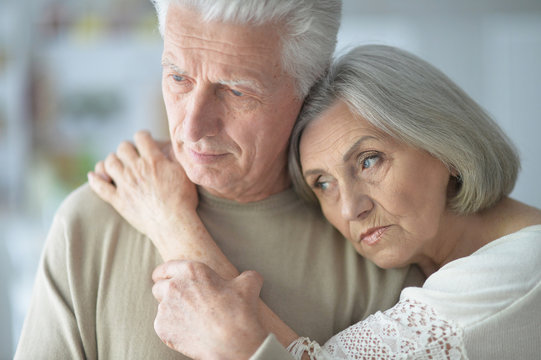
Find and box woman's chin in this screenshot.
[370,254,409,270]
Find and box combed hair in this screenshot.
[289,44,520,214]
[150,0,342,97]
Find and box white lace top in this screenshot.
[252,225,541,360]
[287,298,466,359]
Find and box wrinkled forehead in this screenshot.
[164,4,283,61]
[299,101,396,162]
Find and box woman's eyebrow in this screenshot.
[342,136,377,162]
[303,168,324,177]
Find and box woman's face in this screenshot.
[300,101,452,269]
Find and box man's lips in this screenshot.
[186,147,229,163]
[359,226,390,246]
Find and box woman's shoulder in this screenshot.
[401,225,541,326]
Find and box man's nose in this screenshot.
[182,86,223,143]
[340,185,373,221]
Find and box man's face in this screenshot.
[161,5,303,202]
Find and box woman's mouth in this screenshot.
[359,226,390,246]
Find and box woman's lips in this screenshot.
[359,226,389,246]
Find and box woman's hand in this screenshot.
[152,260,268,360]
[88,131,199,259]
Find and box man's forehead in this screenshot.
[164,4,281,56]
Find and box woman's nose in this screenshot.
[340,186,373,221]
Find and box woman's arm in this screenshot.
[88,131,299,355]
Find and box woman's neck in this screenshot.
[416,197,541,277]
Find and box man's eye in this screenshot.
[230,89,244,97]
[172,74,185,82]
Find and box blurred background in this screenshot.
[1,0,540,358]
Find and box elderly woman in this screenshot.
[89,45,541,359]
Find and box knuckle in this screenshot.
[250,270,264,283]
[183,262,199,279]
[165,279,179,293]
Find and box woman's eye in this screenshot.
[361,154,380,169]
[315,180,329,191]
[313,176,333,191]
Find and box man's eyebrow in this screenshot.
[218,79,263,92]
[161,57,263,92]
[161,58,185,74]
[342,135,377,162]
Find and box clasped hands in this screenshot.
[152,260,267,360]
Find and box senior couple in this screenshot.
[16,0,541,359]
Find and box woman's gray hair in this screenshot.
[289,44,520,214]
[150,0,342,97]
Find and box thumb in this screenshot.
[235,270,264,299]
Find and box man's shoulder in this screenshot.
[55,183,126,228]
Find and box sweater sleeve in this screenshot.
[14,212,90,359]
[250,334,296,360]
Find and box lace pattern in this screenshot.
[287,298,467,360]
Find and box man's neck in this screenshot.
[201,172,292,203]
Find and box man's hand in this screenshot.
[88,130,197,239]
[152,260,268,360]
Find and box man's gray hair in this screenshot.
[151,0,342,97]
[289,44,520,214]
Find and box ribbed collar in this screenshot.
[197,186,302,212]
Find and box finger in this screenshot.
[134,130,164,160]
[235,270,264,298]
[116,141,139,165]
[154,308,175,351]
[88,171,116,203]
[104,152,124,181]
[94,161,112,183]
[152,279,168,302]
[152,260,182,282]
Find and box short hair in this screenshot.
[289,45,520,214]
[150,0,342,97]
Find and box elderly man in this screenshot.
[15,1,423,359]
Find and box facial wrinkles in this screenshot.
[164,11,282,89]
[159,6,304,202]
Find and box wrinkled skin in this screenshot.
[88,131,198,254]
[152,260,267,360]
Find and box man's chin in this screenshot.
[185,169,236,198]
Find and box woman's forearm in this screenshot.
[151,211,300,348]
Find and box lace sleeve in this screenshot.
[286,298,467,360]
